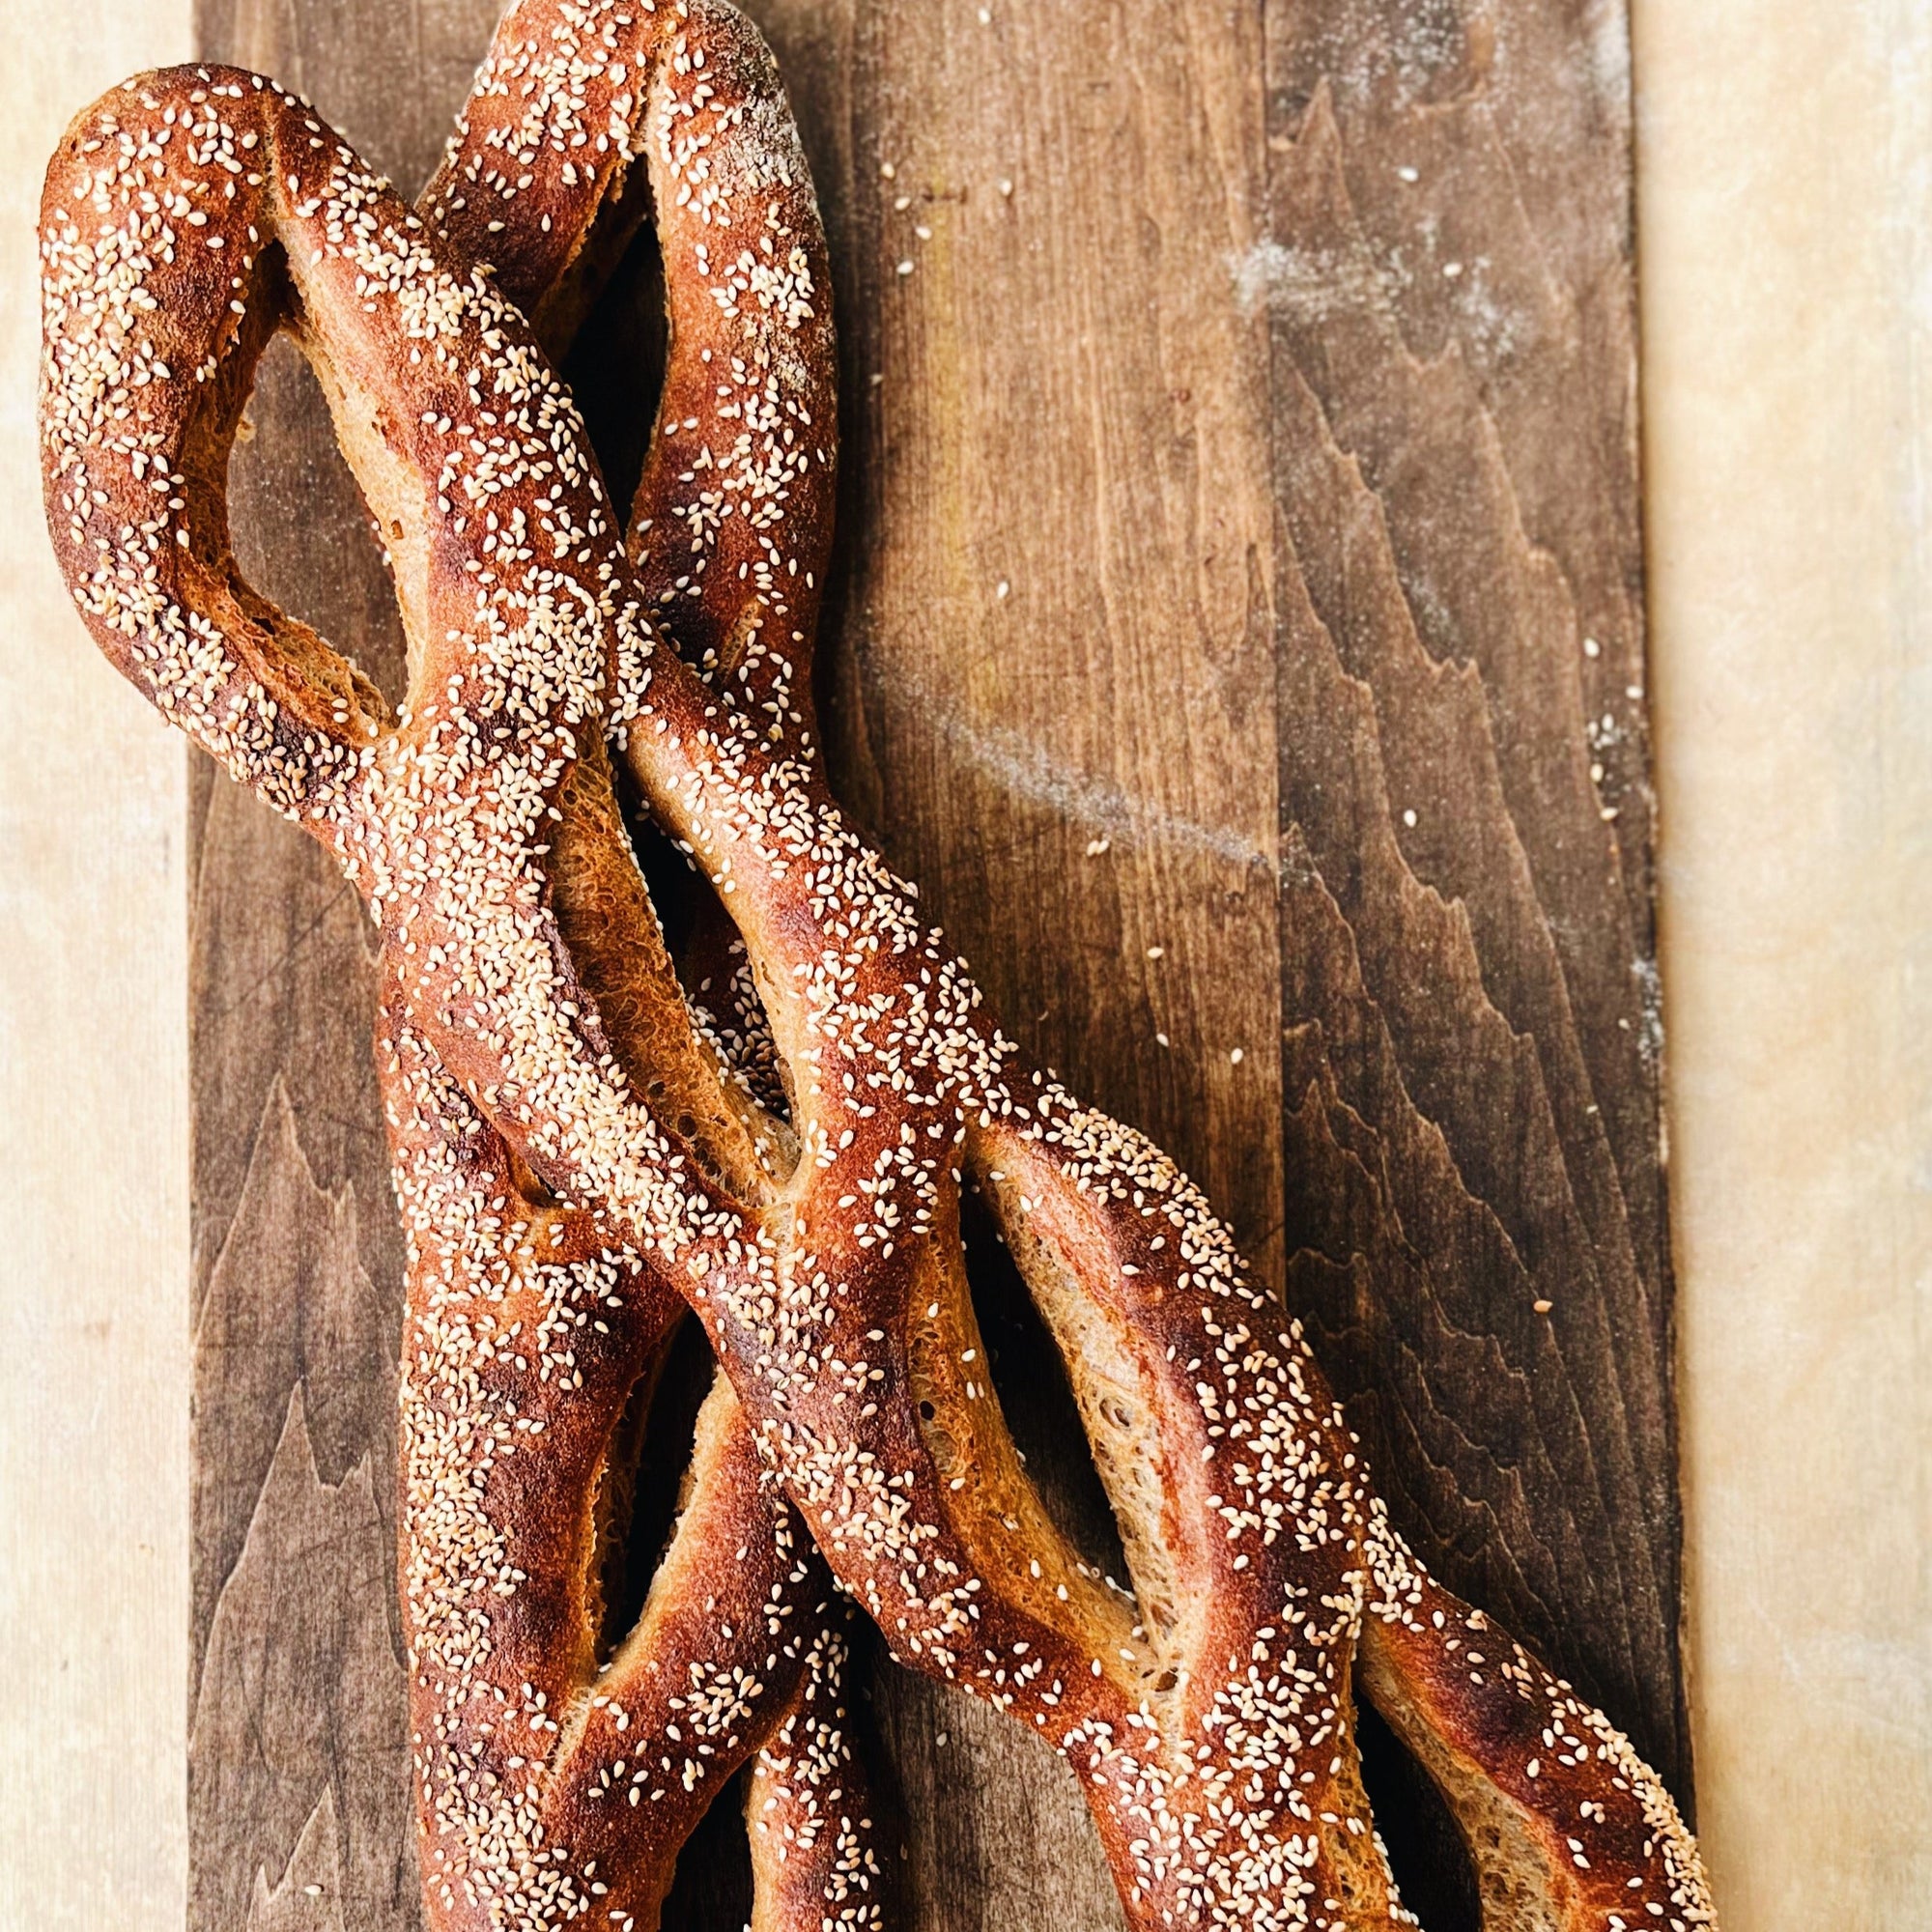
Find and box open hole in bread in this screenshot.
[1358,1626,1574,1932]
[894,1171,1145,1678]
[618,792,801,1144]
[1351,1690,1480,1932]
[968,1166,1188,1674]
[657,1764,756,1930]
[962,1189,1131,1598]
[554,172,668,541]
[590,1311,718,1662]
[576,1346,794,1931]
[196,236,488,729]
[224,334,411,710]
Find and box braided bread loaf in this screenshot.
[40,25,1716,1928]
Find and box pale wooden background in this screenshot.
[1,2,1928,1929]
[1636,2,1932,1923]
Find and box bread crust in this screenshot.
[40,35,1714,1930]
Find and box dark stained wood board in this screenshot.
[185,0,1682,1927]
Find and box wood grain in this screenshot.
[1263,1,1687,1789]
[186,0,1682,1925]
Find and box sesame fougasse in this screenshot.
[41,11,1716,1926]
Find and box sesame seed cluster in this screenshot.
[38,4,1717,1927]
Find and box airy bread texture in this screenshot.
[40,12,1716,1925]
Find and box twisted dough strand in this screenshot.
[388,7,873,1925]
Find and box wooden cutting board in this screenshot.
[185,1,1681,1925]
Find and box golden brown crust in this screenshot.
[40,46,1711,1931]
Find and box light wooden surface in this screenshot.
[0,3,193,1927]
[1,3,1927,1930]
[1633,0,1932,1922]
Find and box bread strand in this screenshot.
[382,7,878,1925]
[39,45,1715,1930]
